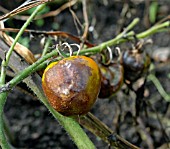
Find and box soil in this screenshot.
[1,0,170,149]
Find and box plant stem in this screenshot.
[0,65,10,149]
[5,5,45,66]
[0,92,10,149]
[77,18,140,55]
[148,74,170,102]
[41,37,52,57]
[0,4,46,149]
[79,20,170,56]
[7,50,57,88]
[137,21,170,38]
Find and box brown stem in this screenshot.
[78,113,141,149]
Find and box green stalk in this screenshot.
[148,74,170,102]
[79,20,170,56]
[4,5,45,67]
[0,92,9,149]
[137,21,170,38]
[41,38,52,57]
[6,50,57,89]
[0,62,9,149]
[78,18,140,55]
[0,4,46,149]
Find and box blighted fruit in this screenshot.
[42,56,101,116]
[98,63,124,98]
[121,48,150,82]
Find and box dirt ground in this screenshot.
[1,0,170,148]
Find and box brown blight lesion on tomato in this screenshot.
[98,63,124,98]
[121,45,151,83]
[42,56,101,116]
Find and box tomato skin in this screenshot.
[42,56,101,116]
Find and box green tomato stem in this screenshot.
[41,38,52,57]
[0,92,10,149]
[137,21,170,38]
[148,74,170,102]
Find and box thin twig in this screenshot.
[0,25,36,64]
[36,0,78,19]
[0,0,76,21]
[41,37,52,57]
[69,2,83,36]
[79,0,89,51]
[80,113,141,149]
[82,0,89,40]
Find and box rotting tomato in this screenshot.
[42,56,101,116]
[98,63,124,98]
[121,46,151,83]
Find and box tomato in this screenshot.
[121,49,150,82]
[42,56,101,116]
[98,63,124,98]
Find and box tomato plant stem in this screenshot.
[137,21,170,38]
[148,74,170,102]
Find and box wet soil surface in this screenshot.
[1,0,170,148]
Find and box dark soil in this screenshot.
[1,0,170,149]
